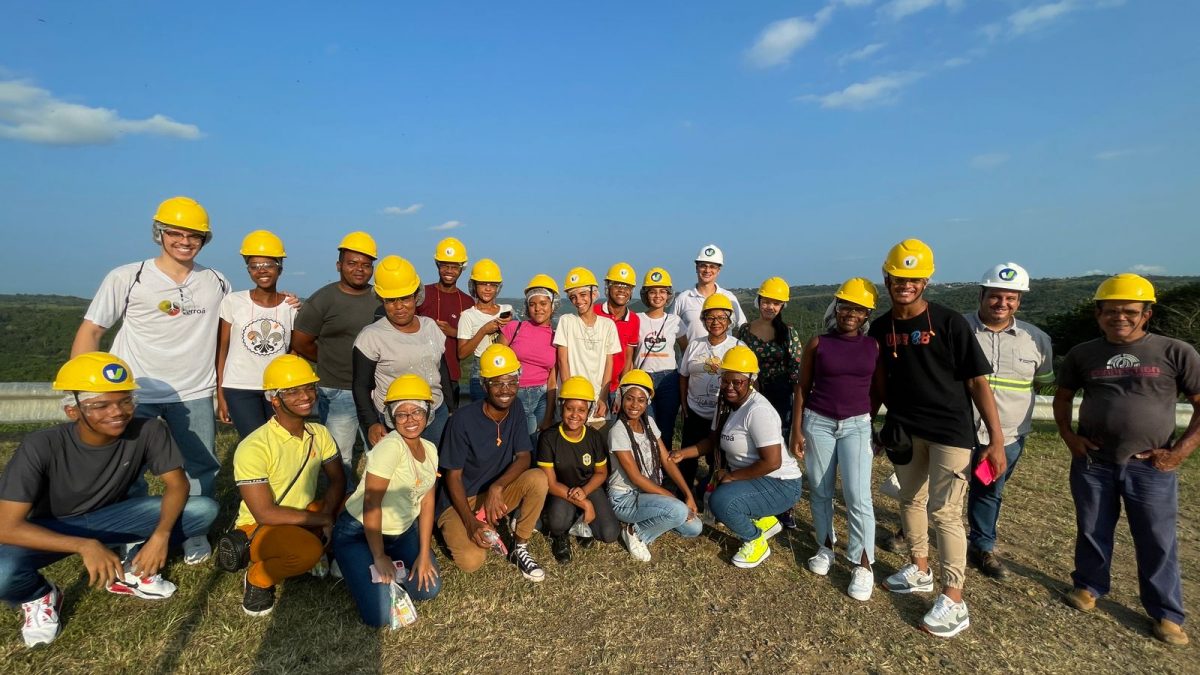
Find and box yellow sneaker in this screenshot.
[733,535,771,568]
[753,516,782,540]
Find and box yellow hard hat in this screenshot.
[374,255,421,299]
[720,345,760,375]
[758,277,790,303]
[154,196,210,234]
[239,230,286,258]
[384,373,434,403]
[262,354,320,391]
[53,352,138,392]
[883,238,935,279]
[618,369,655,397]
[470,258,503,283]
[559,376,596,403]
[605,262,637,286]
[526,273,560,295]
[338,231,378,259]
[564,267,598,291]
[1094,273,1157,303]
[643,267,673,288]
[834,277,878,310]
[434,237,468,264]
[702,293,734,314]
[479,344,521,378]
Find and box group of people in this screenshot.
[0,196,1196,650]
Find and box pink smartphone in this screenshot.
[974,459,997,486]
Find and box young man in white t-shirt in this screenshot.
[71,197,229,563]
[669,244,747,349]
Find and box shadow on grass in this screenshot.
[1002,557,1151,636]
[151,566,225,675]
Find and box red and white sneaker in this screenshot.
[21,583,63,648]
[107,569,177,600]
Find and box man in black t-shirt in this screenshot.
[0,353,218,648]
[867,239,1005,639]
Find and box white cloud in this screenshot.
[381,203,423,216]
[1008,1,1075,35]
[745,17,824,68]
[943,56,972,68]
[970,152,1010,169]
[1129,264,1166,275]
[0,77,201,145]
[429,220,463,231]
[1093,148,1148,161]
[1082,269,1106,276]
[838,43,886,66]
[880,0,963,21]
[800,72,923,110]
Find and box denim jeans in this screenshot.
[319,387,363,491]
[610,489,702,545]
[645,370,681,448]
[469,376,485,402]
[222,387,273,440]
[0,496,219,605]
[967,436,1026,553]
[802,409,875,564]
[1070,455,1184,624]
[136,398,218,497]
[331,511,442,627]
[710,475,804,541]
[517,385,548,447]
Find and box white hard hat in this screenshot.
[980,262,1030,292]
[695,244,724,266]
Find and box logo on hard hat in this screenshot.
[619,269,629,278]
[650,272,662,282]
[704,247,715,257]
[999,267,1017,281]
[569,274,579,283]
[903,256,918,269]
[102,364,127,383]
[444,247,455,257]
[492,355,507,368]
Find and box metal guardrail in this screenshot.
[0,383,1191,427]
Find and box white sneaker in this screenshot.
[569,520,594,538]
[807,546,835,576]
[620,527,652,562]
[330,559,343,579]
[848,566,874,601]
[20,584,62,648]
[107,569,177,600]
[922,594,970,638]
[183,535,212,565]
[884,563,934,594]
[310,554,330,578]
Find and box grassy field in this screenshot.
[1,421,1196,674]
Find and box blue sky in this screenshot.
[1,1,1196,297]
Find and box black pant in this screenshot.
[544,492,620,543]
[676,405,714,501]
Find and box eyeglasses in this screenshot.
[161,229,206,244]
[696,263,721,271]
[247,262,281,271]
[720,377,750,389]
[79,396,137,414]
[486,378,519,391]
[393,408,429,422]
[702,314,731,324]
[836,305,870,317]
[278,384,317,400]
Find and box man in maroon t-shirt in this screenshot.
[594,262,641,408]
[418,237,474,411]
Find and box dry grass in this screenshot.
[1,422,1196,674]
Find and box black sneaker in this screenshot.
[510,544,546,582]
[551,535,572,564]
[969,546,1008,580]
[242,575,277,617]
[778,510,798,530]
[577,536,595,549]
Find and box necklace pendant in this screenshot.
[496,437,502,446]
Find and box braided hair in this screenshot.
[618,388,662,486]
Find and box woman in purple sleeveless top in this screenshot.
[794,278,880,602]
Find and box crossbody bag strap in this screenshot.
[248,430,316,542]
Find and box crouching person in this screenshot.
[232,355,345,617]
[0,353,218,647]
[333,375,442,627]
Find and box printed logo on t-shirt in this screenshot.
[155,288,207,317]
[642,334,668,354]
[1091,353,1161,379]
[582,453,592,466]
[885,331,933,348]
[157,300,182,316]
[703,354,721,374]
[241,318,288,356]
[102,364,128,383]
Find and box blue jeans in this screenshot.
[802,410,875,564]
[319,387,363,492]
[222,387,273,440]
[469,376,485,402]
[1070,455,1184,624]
[967,436,1026,553]
[136,398,218,497]
[710,475,804,542]
[610,489,702,544]
[517,385,548,447]
[331,511,442,627]
[0,496,219,605]
[645,370,680,447]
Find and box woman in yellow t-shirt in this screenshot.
[332,374,442,626]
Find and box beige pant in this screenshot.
[894,436,971,590]
[437,469,547,572]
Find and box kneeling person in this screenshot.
[0,353,218,648]
[232,355,346,617]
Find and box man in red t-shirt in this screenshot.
[594,262,641,408]
[418,237,474,411]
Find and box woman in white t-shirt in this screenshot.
[553,267,620,421]
[217,231,298,438]
[456,259,513,402]
[607,370,700,562]
[670,346,802,569]
[634,267,683,446]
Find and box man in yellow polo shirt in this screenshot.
[227,355,345,617]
